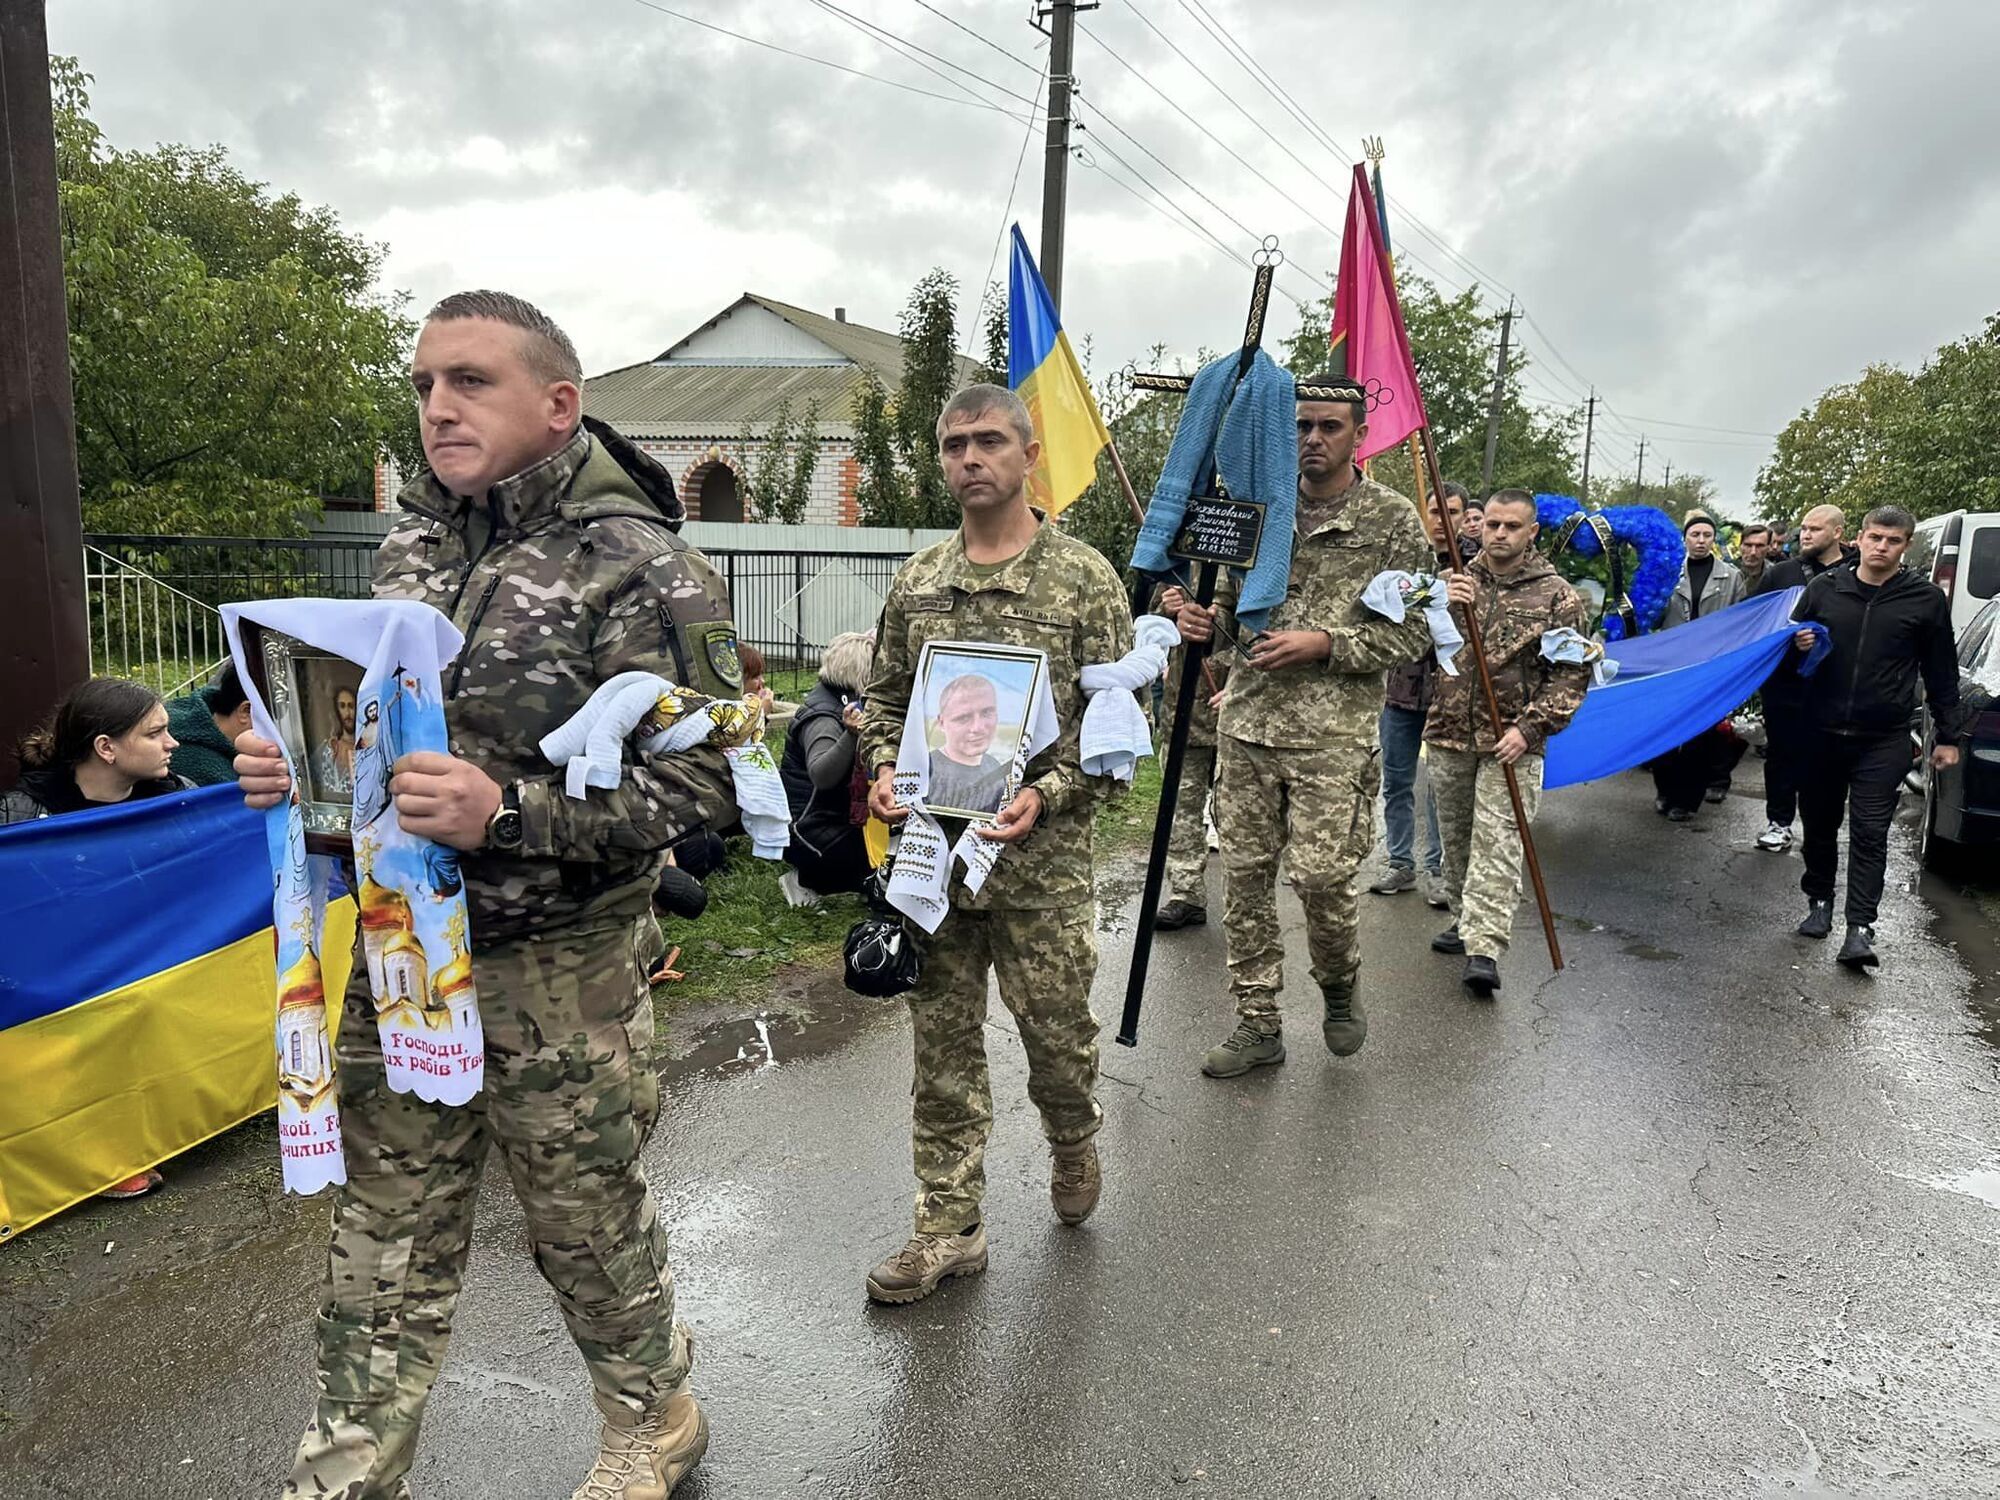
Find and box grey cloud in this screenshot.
[45,0,2000,501]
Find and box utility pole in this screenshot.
[1633,435,1648,495]
[1661,459,1674,497]
[1579,390,1597,504]
[1036,1,1097,312]
[0,0,89,787]
[1478,297,1514,497]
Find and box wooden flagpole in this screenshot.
[1364,138,1563,972]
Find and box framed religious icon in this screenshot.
[237,622,369,856]
[913,641,1046,822]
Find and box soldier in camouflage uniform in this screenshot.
[1423,488,1589,997]
[859,384,1133,1305]
[1176,377,1430,1077]
[235,292,739,1500]
[1151,582,1226,928]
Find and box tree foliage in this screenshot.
[853,268,965,529]
[976,282,1008,386]
[1280,273,1580,500]
[1062,345,1208,572]
[734,399,820,524]
[53,58,416,536]
[1755,317,2000,532]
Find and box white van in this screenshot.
[1908,510,2000,634]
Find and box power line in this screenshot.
[806,0,1040,109]
[1176,0,1508,299]
[1076,21,1340,244]
[1083,100,1331,295]
[1611,412,1780,439]
[1121,1,1346,227]
[969,62,1050,355]
[625,0,1031,118]
[912,0,1043,77]
[1098,4,1476,298]
[1179,0,1351,167]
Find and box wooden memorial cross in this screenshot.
[1116,241,1359,1047]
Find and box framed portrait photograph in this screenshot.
[238,623,368,855]
[914,642,1046,822]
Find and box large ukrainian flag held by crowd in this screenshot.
[1007,224,1111,518]
[0,783,353,1239]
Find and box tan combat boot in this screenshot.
[865,1224,988,1304]
[571,1389,709,1500]
[1051,1139,1102,1225]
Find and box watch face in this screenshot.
[493,810,523,849]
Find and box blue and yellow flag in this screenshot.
[0,783,352,1239]
[1007,224,1112,518]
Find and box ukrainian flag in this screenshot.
[0,783,352,1239]
[1007,224,1112,518]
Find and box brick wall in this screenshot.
[634,438,861,526]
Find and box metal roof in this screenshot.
[585,293,980,440]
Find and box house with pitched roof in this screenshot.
[581,293,982,526]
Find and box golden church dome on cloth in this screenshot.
[358,873,413,932]
[432,951,475,1006]
[278,950,325,1011]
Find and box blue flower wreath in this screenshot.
[1534,493,1686,640]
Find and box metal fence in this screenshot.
[82,533,910,680]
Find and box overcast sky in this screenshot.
[46,0,2000,508]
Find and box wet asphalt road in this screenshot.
[4,767,1998,1499]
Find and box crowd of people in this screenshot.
[0,286,1970,1500]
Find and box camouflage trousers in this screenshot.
[1430,748,1545,960]
[1164,742,1217,908]
[1216,735,1378,1028]
[283,917,690,1500]
[908,904,1101,1234]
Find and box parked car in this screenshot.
[1920,596,2000,871]
[1908,509,2000,635]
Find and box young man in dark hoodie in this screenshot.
[1789,505,1962,969]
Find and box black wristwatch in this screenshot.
[485,783,524,852]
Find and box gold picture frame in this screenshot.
[238,622,367,857]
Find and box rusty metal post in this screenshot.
[0,0,89,785]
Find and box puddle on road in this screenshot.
[1927,1166,2000,1212]
[1621,942,1683,962]
[661,976,891,1086]
[1912,859,2000,1052]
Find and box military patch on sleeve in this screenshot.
[701,627,744,691]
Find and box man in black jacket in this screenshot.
[1751,504,1853,851]
[1789,505,1962,969]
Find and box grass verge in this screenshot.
[650,751,1165,1013]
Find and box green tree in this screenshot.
[1061,345,1206,572]
[1894,316,2000,518]
[1280,273,1579,499]
[852,370,907,527]
[53,58,416,536]
[976,283,1008,386]
[734,399,820,524]
[1754,365,1920,531]
[853,268,966,529]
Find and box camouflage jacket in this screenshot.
[1211,473,1432,750]
[1423,550,1589,755]
[1150,583,1222,750]
[861,516,1133,911]
[374,422,740,946]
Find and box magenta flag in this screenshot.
[1329,164,1428,462]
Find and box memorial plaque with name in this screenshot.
[1168,494,1264,569]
